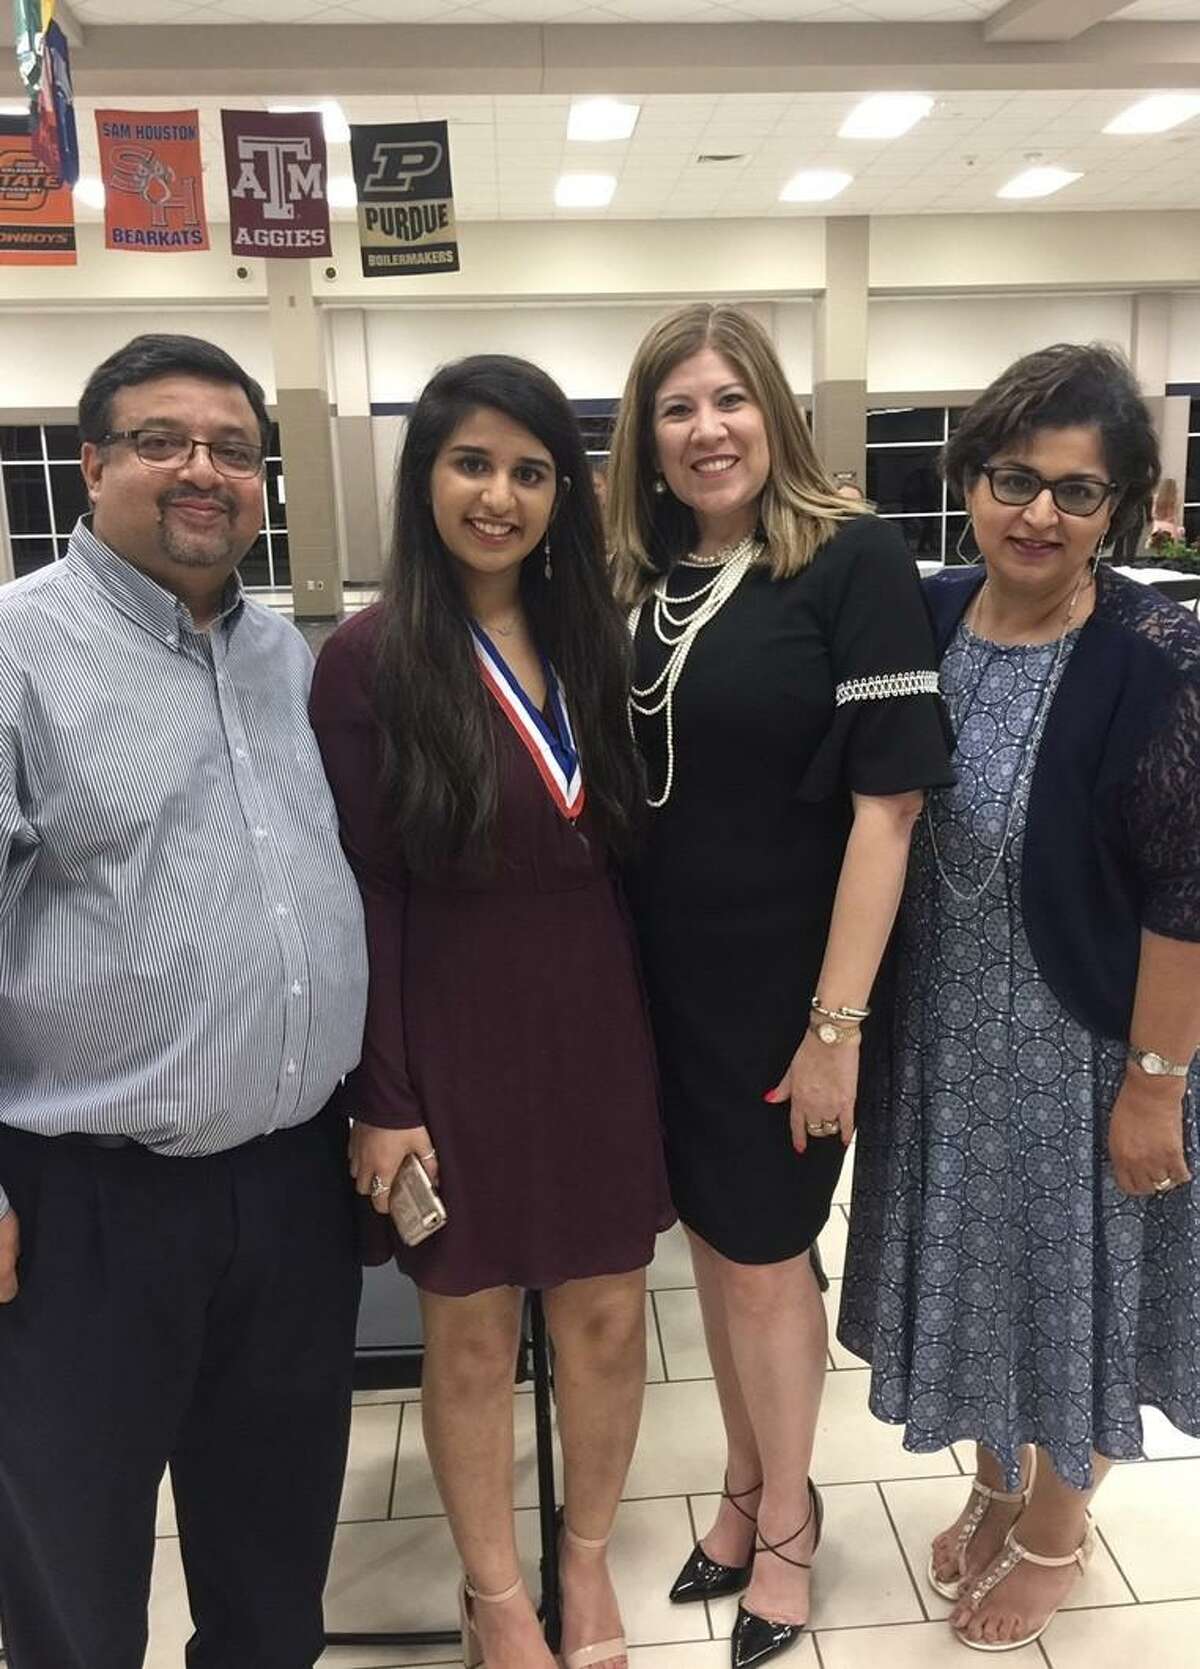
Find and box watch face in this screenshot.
[817,1022,840,1045]
[1142,1053,1166,1075]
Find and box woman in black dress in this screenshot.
[608,305,952,1667]
[311,356,673,1669]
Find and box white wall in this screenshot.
[1168,294,1200,384]
[0,309,276,409]
[867,294,1134,393]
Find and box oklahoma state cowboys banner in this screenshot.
[221,109,332,259]
[95,108,209,252]
[349,119,459,277]
[0,116,76,265]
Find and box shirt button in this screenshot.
[275,902,289,917]
[291,981,303,996]
[286,1059,297,1075]
[254,826,268,841]
[235,746,248,761]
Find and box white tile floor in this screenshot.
[138,1172,1200,1668]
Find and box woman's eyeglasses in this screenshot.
[980,464,1118,518]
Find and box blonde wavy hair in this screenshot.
[608,303,866,605]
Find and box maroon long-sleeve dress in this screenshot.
[310,604,674,1296]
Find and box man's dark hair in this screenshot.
[78,333,272,453]
[943,342,1160,544]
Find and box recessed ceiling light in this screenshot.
[327,175,357,209]
[779,169,853,203]
[996,166,1082,200]
[74,176,106,209]
[555,173,616,208]
[839,93,933,141]
[1104,94,1200,135]
[267,100,350,144]
[567,98,640,143]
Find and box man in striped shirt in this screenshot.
[0,335,369,1669]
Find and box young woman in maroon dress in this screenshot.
[310,356,673,1669]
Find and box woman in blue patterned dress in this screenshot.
[840,343,1200,1653]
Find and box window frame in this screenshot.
[865,404,966,565]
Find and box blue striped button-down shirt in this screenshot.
[0,520,368,1218]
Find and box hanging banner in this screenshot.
[349,119,459,278]
[31,20,78,188]
[13,0,43,102]
[221,109,331,259]
[95,108,209,252]
[0,113,76,264]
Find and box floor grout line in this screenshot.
[875,1476,933,1624]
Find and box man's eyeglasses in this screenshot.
[980,464,1118,518]
[102,429,265,481]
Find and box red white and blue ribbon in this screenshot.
[471,623,585,821]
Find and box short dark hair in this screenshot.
[943,342,1160,544]
[78,333,272,453]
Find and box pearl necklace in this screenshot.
[925,569,1089,904]
[628,535,762,808]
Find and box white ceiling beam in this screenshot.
[984,0,1131,45]
[53,21,1200,98]
[52,2,88,49]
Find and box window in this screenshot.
[1185,398,1200,546]
[1,422,286,588]
[865,405,969,564]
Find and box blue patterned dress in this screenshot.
[839,619,1200,1490]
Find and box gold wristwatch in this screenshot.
[811,997,869,1047]
[1128,1047,1192,1079]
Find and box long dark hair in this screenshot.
[375,353,644,874]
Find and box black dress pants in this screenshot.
[0,1110,361,1669]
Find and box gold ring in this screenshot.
[1154,1177,1175,1194]
[369,1174,389,1198]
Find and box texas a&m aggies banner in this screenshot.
[349,119,459,278]
[0,113,76,265]
[95,109,209,252]
[221,109,331,260]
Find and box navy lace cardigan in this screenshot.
[924,565,1200,1042]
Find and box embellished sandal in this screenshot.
[559,1522,628,1669]
[669,1475,762,1603]
[927,1452,1037,1601]
[953,1516,1095,1653]
[459,1573,526,1669]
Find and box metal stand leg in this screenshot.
[529,1290,562,1653]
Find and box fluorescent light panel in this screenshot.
[567,98,640,143]
[840,93,933,140]
[1104,93,1200,135]
[780,169,852,202]
[267,100,350,144]
[996,166,1082,200]
[555,173,616,208]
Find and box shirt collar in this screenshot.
[65,517,244,647]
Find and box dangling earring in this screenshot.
[653,474,666,496]
[543,528,553,582]
[955,520,983,565]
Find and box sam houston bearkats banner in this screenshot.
[96,109,209,252]
[221,109,332,259]
[349,119,459,278]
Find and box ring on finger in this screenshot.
[1153,1177,1176,1194]
[369,1173,390,1199]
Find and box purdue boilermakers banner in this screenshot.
[96,109,209,252]
[349,119,459,277]
[221,109,331,259]
[0,116,76,265]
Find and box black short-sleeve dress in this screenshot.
[627,518,954,1264]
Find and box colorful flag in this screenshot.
[221,109,331,259]
[349,119,458,278]
[0,112,76,264]
[95,108,209,252]
[32,20,78,188]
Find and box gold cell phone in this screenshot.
[388,1154,448,1247]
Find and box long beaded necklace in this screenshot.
[628,534,762,809]
[925,567,1091,904]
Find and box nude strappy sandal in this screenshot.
[459,1573,525,1669]
[927,1451,1037,1601]
[559,1523,628,1669]
[953,1516,1095,1653]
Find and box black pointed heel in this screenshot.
[668,1476,761,1604]
[730,1480,823,1669]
